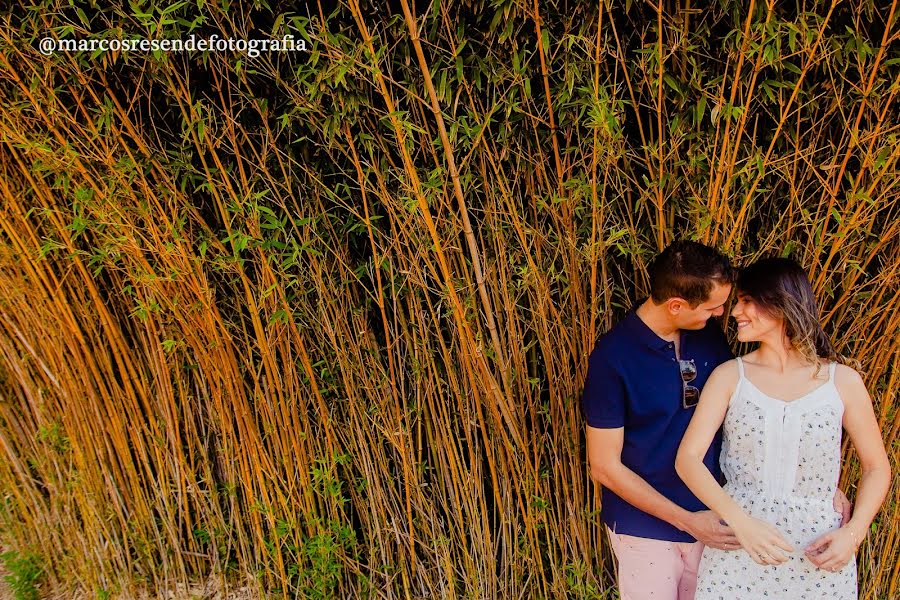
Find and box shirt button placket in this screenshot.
[780,404,788,497]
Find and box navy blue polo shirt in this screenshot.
[581,307,733,542]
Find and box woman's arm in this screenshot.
[804,365,891,571]
[675,360,795,565]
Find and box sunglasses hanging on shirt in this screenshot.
[680,358,699,408]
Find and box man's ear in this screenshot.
[665,297,685,314]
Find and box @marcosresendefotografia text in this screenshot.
[38,34,307,57]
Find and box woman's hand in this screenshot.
[730,515,795,566]
[804,526,860,573]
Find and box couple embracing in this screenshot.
[582,241,891,599]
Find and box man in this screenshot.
[582,240,850,600]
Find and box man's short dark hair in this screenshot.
[648,240,735,307]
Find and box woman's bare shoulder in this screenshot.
[833,362,867,391]
[830,362,875,415]
[708,358,741,388]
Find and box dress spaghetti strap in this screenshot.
[828,361,837,382]
[736,356,745,379]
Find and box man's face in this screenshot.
[668,282,732,330]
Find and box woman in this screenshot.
[675,257,891,598]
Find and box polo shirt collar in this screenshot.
[624,302,678,351]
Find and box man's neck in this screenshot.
[635,298,680,342]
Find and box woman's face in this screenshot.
[731,293,783,343]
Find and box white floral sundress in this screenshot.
[695,357,857,599]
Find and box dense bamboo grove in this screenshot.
[0,0,898,597]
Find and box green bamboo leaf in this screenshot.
[74,7,90,26]
[160,2,186,15]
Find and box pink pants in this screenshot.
[606,527,705,600]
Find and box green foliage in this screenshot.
[294,518,357,599]
[0,550,44,600]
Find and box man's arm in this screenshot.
[587,425,739,549]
